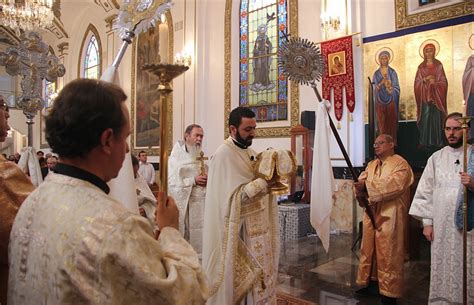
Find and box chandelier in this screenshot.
[0,0,55,33]
[320,13,341,32]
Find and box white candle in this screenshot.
[462,100,467,117]
[159,22,169,63]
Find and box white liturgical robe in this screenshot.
[135,173,157,227]
[202,137,280,305]
[168,140,206,255]
[410,146,474,304]
[8,172,208,305]
[139,162,155,185]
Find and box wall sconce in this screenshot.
[174,52,192,67]
[320,12,341,33]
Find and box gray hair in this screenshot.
[184,124,202,137]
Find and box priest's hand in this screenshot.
[459,172,474,191]
[353,179,367,197]
[423,225,434,242]
[155,192,179,231]
[195,174,207,187]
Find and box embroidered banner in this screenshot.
[321,36,355,121]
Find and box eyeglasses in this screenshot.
[373,141,387,147]
[444,127,462,132]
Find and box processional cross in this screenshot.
[0,32,65,145]
[196,151,208,175]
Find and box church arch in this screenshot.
[78,24,102,79]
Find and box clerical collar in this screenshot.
[232,137,248,149]
[53,163,110,194]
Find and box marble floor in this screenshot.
[277,233,431,305]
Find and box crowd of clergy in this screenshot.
[0,80,472,305]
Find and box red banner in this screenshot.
[321,36,355,122]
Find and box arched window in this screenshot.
[239,0,288,122]
[84,36,100,79]
[79,24,102,79]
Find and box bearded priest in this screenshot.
[168,124,207,255]
[202,107,281,305]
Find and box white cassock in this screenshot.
[168,140,207,255]
[8,173,209,305]
[139,162,155,186]
[202,137,280,305]
[410,146,474,304]
[135,173,157,227]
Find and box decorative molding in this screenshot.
[223,0,232,139]
[105,14,117,33]
[77,24,103,78]
[57,42,69,57]
[111,0,120,9]
[94,0,119,13]
[130,11,174,156]
[46,18,69,39]
[395,0,472,30]
[224,0,299,138]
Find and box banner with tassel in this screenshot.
[321,36,355,126]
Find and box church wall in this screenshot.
[358,0,396,38]
[185,0,396,166]
[170,0,196,150]
[189,0,227,156]
[2,0,399,162]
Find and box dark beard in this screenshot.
[236,130,253,147]
[448,137,463,148]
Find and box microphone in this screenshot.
[455,159,460,165]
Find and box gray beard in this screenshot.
[186,143,201,157]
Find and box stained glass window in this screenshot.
[240,0,288,122]
[83,35,100,79]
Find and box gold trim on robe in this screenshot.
[0,156,34,305]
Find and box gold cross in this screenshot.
[196,151,208,175]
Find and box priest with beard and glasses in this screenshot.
[202,106,280,305]
[168,124,207,255]
[410,112,474,304]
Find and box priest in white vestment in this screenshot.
[8,79,208,305]
[410,112,473,304]
[132,154,157,227]
[203,107,280,305]
[168,124,207,255]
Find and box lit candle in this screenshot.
[462,99,467,117]
[175,52,182,65]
